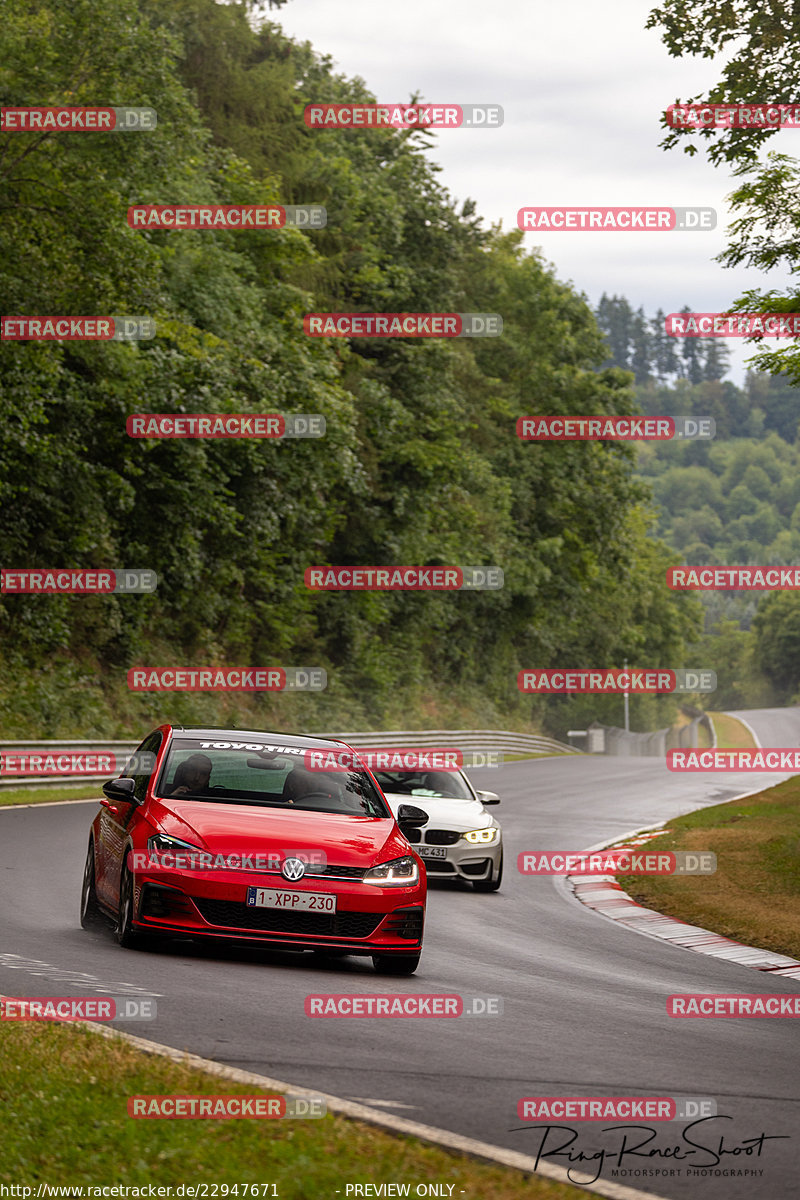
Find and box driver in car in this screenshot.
[419,771,461,797]
[282,765,355,808]
[167,753,213,796]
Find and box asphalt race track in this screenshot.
[730,706,800,747]
[2,709,799,1199]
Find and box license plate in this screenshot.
[417,846,447,859]
[246,887,336,912]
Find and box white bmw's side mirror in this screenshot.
[477,790,500,805]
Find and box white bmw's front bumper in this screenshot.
[413,835,502,881]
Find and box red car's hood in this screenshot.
[148,798,406,868]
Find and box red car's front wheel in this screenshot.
[80,840,104,930]
[116,865,148,949]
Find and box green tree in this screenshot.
[700,337,730,381]
[630,306,652,384]
[678,305,703,384]
[596,294,634,370]
[647,1,800,384]
[689,619,773,710]
[0,0,704,732]
[752,592,800,701]
[650,307,680,379]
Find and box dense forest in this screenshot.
[594,296,800,711]
[5,0,798,740]
[595,293,731,384]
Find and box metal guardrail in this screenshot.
[319,730,581,755]
[0,741,139,790]
[577,714,716,756]
[0,729,580,789]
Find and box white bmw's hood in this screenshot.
[382,792,495,832]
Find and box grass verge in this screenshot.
[706,711,757,749]
[0,1021,581,1197]
[616,775,800,960]
[0,785,103,807]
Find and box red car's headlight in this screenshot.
[363,855,419,886]
[145,834,206,867]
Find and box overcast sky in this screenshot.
[270,0,796,383]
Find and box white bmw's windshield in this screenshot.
[371,768,473,800]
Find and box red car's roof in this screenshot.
[161,726,351,751]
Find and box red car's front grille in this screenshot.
[193,898,383,939]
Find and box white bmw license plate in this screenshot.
[246,887,336,912]
[417,846,447,859]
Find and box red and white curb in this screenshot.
[567,825,800,980]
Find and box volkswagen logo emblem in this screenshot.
[282,857,306,881]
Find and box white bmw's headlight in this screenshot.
[463,828,499,844]
[363,855,419,886]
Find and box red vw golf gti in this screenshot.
[80,726,427,973]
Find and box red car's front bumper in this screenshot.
[130,870,425,956]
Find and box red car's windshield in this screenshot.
[155,739,390,818]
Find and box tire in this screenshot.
[116,863,147,949]
[372,954,421,975]
[79,840,105,929]
[473,849,503,893]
